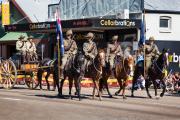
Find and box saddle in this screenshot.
[64,55,74,71]
[85,59,93,72]
[114,55,123,68]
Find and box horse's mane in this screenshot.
[156,53,165,65]
[98,49,105,54]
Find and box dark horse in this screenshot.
[75,49,106,101]
[131,49,169,98]
[53,51,85,100]
[37,58,56,90]
[100,55,134,99]
[59,52,85,100]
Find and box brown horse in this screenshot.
[100,55,134,99]
[76,49,106,101]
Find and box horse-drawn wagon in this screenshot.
[0,56,39,89]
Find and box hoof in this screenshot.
[115,92,119,96]
[160,93,164,97]
[155,96,160,100]
[123,96,127,99]
[58,93,63,97]
[131,94,134,97]
[109,95,113,98]
[148,95,152,99]
[74,92,78,95]
[78,97,82,101]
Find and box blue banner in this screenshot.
[56,18,64,56]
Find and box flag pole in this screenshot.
[143,9,146,79]
[56,6,63,80]
[57,34,61,80]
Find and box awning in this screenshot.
[0,32,28,42]
[0,32,48,43]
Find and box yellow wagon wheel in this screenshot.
[0,60,17,89]
[22,64,39,89]
[25,71,39,89]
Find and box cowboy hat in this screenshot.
[112,35,118,41]
[85,32,94,39]
[27,35,34,39]
[66,29,73,36]
[149,36,155,41]
[18,35,25,39]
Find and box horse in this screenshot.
[100,55,135,99]
[75,49,106,101]
[131,49,169,98]
[37,58,56,90]
[53,51,84,100]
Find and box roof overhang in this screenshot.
[11,0,32,23]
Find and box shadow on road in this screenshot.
[165,93,180,97]
[34,94,90,101]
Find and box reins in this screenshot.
[93,58,102,74]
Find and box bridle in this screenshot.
[92,51,105,74]
[153,53,168,74]
[122,56,134,76]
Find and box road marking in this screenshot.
[1,97,22,101]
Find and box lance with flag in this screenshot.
[140,9,146,79]
[55,7,64,79]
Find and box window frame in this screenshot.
[159,16,172,33]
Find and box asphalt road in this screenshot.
[0,86,180,120]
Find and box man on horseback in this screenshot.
[106,35,123,74]
[145,36,160,76]
[60,29,77,79]
[83,32,97,72]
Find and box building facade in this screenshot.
[2,0,180,71]
[144,0,180,71]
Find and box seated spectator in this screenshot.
[172,72,180,93]
[134,75,145,90]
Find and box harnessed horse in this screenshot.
[37,58,55,90]
[131,49,169,98]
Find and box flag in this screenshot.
[56,17,64,56]
[139,19,146,45]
